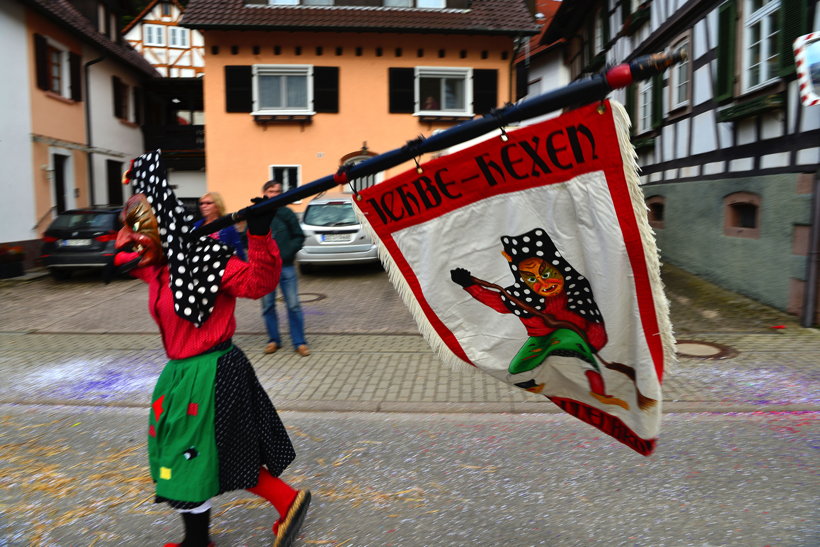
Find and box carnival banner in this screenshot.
[353,100,675,456]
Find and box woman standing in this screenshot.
[194,192,246,260]
[115,152,310,547]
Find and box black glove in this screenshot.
[246,197,277,236]
[450,267,474,288]
[102,253,141,285]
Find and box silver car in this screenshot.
[296,193,379,272]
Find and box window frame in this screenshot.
[414,66,473,116]
[268,165,301,194]
[44,39,71,97]
[723,191,761,238]
[253,65,314,115]
[741,0,781,93]
[669,33,692,112]
[143,24,165,47]
[112,76,130,121]
[636,79,653,134]
[168,27,189,49]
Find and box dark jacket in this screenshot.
[270,207,305,266]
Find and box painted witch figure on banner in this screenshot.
[354,100,675,456]
[113,150,310,547]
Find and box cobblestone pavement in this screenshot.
[0,264,817,547]
[0,263,817,413]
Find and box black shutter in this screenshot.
[224,65,253,113]
[313,66,339,113]
[388,67,414,113]
[651,73,663,129]
[133,86,144,125]
[624,83,635,134]
[112,75,122,117]
[779,0,807,76]
[69,51,82,101]
[515,62,528,101]
[34,33,49,91]
[715,0,736,103]
[473,69,498,115]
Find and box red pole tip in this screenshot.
[605,64,634,89]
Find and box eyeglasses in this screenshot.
[199,201,214,205]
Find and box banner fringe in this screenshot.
[610,100,677,375]
[353,203,476,375]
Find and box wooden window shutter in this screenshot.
[388,67,414,113]
[624,83,635,134]
[473,69,498,115]
[112,75,122,117]
[600,8,610,46]
[224,65,253,112]
[313,66,339,113]
[621,0,631,20]
[133,86,144,124]
[515,62,528,101]
[34,33,49,91]
[715,0,736,103]
[778,0,807,76]
[69,51,82,101]
[651,73,663,130]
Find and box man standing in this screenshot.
[261,180,310,357]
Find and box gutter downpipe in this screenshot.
[802,170,820,327]
[84,54,106,206]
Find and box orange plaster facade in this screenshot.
[26,11,89,226]
[202,31,515,212]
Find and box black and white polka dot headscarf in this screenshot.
[128,150,234,326]
[499,228,603,323]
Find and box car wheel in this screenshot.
[49,269,72,281]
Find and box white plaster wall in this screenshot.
[691,111,717,155]
[85,54,145,205]
[760,111,784,140]
[168,170,207,199]
[676,117,690,158]
[519,49,569,126]
[693,65,711,105]
[0,2,37,242]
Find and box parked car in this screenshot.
[39,206,123,279]
[296,193,379,272]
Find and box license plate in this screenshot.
[61,239,92,247]
[322,234,351,242]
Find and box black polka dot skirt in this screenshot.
[159,345,295,509]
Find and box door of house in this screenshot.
[52,153,68,213]
[106,159,124,205]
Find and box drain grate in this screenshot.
[675,339,737,359]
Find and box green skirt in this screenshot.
[147,346,227,503]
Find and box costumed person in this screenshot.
[259,180,310,357]
[193,191,247,260]
[113,151,310,547]
[451,227,631,410]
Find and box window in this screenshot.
[724,191,761,238]
[169,27,189,48]
[161,2,172,16]
[416,67,472,115]
[742,0,780,91]
[225,65,338,114]
[645,196,665,229]
[34,34,81,101]
[669,36,691,110]
[144,24,165,46]
[269,165,300,193]
[637,79,653,133]
[112,76,130,120]
[253,65,311,114]
[383,0,446,5]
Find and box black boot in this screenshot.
[180,509,211,547]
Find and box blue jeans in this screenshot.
[261,265,306,348]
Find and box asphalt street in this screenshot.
[0,263,817,546]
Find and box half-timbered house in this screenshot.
[531,0,819,324]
